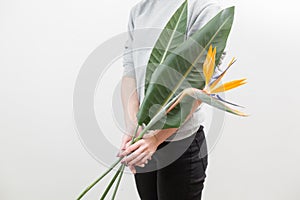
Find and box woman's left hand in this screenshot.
[119,134,160,174]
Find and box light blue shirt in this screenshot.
[122,0,226,141]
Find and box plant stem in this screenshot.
[77,158,122,200]
[77,124,140,199]
[130,124,139,144]
[76,91,182,199]
[99,164,123,200]
[133,92,182,143]
[111,164,125,200]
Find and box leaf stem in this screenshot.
[133,92,182,142]
[111,164,125,200]
[76,158,122,200]
[100,164,123,200]
[130,124,139,144]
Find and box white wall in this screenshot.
[0,0,299,199]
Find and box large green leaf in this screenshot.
[144,0,188,94]
[137,7,235,129]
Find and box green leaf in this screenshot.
[137,7,235,129]
[144,0,188,94]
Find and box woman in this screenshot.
[118,0,225,199]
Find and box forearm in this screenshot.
[151,100,202,145]
[121,76,139,135]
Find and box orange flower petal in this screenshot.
[203,45,215,86]
[210,78,247,94]
[209,57,236,91]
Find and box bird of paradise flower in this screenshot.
[166,45,248,117]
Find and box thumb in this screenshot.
[125,140,132,149]
[117,140,127,157]
[121,140,127,150]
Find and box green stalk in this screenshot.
[77,94,179,200]
[99,164,123,200]
[77,158,122,200]
[130,124,139,144]
[77,124,140,200]
[133,92,182,143]
[111,164,125,200]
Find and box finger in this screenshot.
[118,144,126,157]
[122,146,146,164]
[121,152,136,164]
[135,152,153,166]
[123,134,133,146]
[118,141,129,157]
[121,138,127,148]
[117,136,131,157]
[129,165,136,174]
[120,140,143,157]
[128,152,146,166]
[116,149,123,157]
[121,143,127,151]
[125,140,132,149]
[136,163,145,168]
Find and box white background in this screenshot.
[1,0,300,199]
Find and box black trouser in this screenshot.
[134,125,208,200]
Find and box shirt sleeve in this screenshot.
[187,1,227,72]
[122,9,136,78]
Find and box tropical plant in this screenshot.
[77,1,246,199]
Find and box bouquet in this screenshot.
[77,1,247,199]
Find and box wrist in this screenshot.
[153,133,160,145]
[153,128,178,145]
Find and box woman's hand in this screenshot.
[117,125,143,156]
[119,134,160,174]
[118,134,132,157]
[117,133,138,174]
